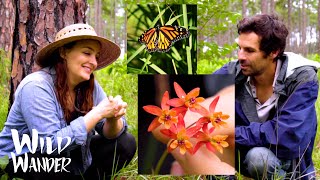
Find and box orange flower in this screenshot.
[193,124,229,154]
[161,114,201,155]
[143,91,184,131]
[197,96,230,128]
[167,82,206,114]
[210,135,229,154]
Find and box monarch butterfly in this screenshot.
[138,25,190,53]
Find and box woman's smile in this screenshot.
[82,64,94,74]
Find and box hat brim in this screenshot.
[35,35,121,70]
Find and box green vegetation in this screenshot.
[95,56,139,179]
[197,58,232,74]
[309,55,320,177]
[0,50,18,179]
[0,49,10,129]
[0,155,9,179]
[95,55,138,138]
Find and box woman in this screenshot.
[0,23,136,179]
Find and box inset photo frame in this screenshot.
[138,74,235,175]
[127,4,197,74]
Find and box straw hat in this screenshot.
[36,23,120,70]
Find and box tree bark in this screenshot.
[297,2,302,53]
[113,0,117,44]
[0,0,15,58]
[287,0,292,51]
[242,0,247,17]
[270,0,275,14]
[301,0,306,55]
[94,0,102,36]
[124,3,127,52]
[261,0,268,14]
[318,0,320,51]
[10,0,87,106]
[110,0,115,42]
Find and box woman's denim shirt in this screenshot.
[0,67,126,172]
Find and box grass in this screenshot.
[95,57,138,138]
[94,57,139,179]
[0,49,10,129]
[312,74,320,177]
[309,54,320,178]
[0,86,9,129]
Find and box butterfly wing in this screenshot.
[138,27,158,52]
[157,27,172,52]
[157,25,190,52]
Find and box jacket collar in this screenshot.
[284,52,320,78]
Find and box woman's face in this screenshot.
[61,40,101,88]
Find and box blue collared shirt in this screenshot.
[244,59,282,122]
[0,67,126,173]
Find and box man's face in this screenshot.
[237,32,275,76]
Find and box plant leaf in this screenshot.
[0,155,9,170]
[1,173,8,180]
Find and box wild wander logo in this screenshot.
[11,129,71,173]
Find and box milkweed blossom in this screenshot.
[197,96,230,129]
[160,114,200,155]
[193,123,229,154]
[143,82,231,155]
[167,82,207,115]
[143,91,187,131]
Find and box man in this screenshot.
[215,14,320,179]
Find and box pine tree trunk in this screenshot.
[242,0,247,17]
[94,0,102,36]
[318,0,320,51]
[113,0,117,44]
[298,3,302,54]
[301,0,306,55]
[261,0,268,14]
[10,0,87,106]
[0,0,15,58]
[287,0,292,51]
[124,3,127,52]
[270,0,275,14]
[110,0,115,42]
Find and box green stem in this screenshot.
[182,4,192,74]
[157,5,164,26]
[172,59,178,74]
[154,150,168,175]
[238,150,242,180]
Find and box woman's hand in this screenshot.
[84,95,127,133]
[93,95,127,119]
[107,95,128,120]
[103,95,127,138]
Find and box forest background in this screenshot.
[0,0,320,179]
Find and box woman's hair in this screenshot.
[53,41,94,123]
[237,14,289,58]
